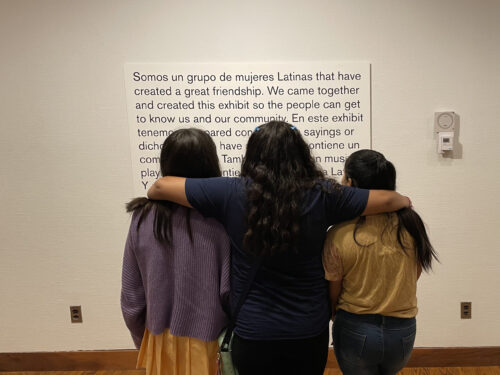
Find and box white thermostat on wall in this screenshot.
[434,112,456,132]
[434,111,456,154]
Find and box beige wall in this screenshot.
[0,0,499,351]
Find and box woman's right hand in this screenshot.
[362,190,411,216]
[147,176,192,207]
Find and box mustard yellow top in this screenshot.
[323,213,418,318]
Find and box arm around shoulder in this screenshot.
[362,190,411,216]
[147,176,192,207]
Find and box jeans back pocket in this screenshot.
[401,330,416,363]
[338,327,367,362]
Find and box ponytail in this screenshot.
[345,149,438,272]
[396,208,438,272]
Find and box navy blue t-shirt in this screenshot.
[185,177,368,340]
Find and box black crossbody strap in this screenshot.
[220,259,261,350]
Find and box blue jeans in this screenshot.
[333,309,416,375]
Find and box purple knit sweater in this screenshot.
[121,205,231,348]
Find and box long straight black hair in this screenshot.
[344,149,438,271]
[126,128,221,244]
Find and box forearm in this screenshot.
[362,190,410,216]
[121,292,146,348]
[127,312,146,349]
[121,238,147,348]
[147,176,192,207]
[131,331,144,349]
[329,280,342,320]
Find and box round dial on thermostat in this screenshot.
[437,113,454,129]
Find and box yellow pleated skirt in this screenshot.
[137,328,219,375]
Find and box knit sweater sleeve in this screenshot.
[219,231,231,315]
[121,222,146,348]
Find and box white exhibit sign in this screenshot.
[124,62,371,195]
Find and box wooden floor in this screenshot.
[2,369,500,375]
[327,369,500,374]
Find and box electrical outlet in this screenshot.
[70,306,83,323]
[461,302,471,319]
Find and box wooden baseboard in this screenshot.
[0,350,137,371]
[328,347,500,369]
[1,347,499,371]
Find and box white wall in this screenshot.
[0,0,499,351]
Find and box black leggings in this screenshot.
[231,328,329,375]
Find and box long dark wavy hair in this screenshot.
[126,128,221,244]
[241,121,329,256]
[344,149,438,271]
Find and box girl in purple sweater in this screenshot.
[121,128,230,375]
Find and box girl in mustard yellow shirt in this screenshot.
[323,150,438,375]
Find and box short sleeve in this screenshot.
[185,177,234,223]
[322,231,344,281]
[326,185,369,224]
